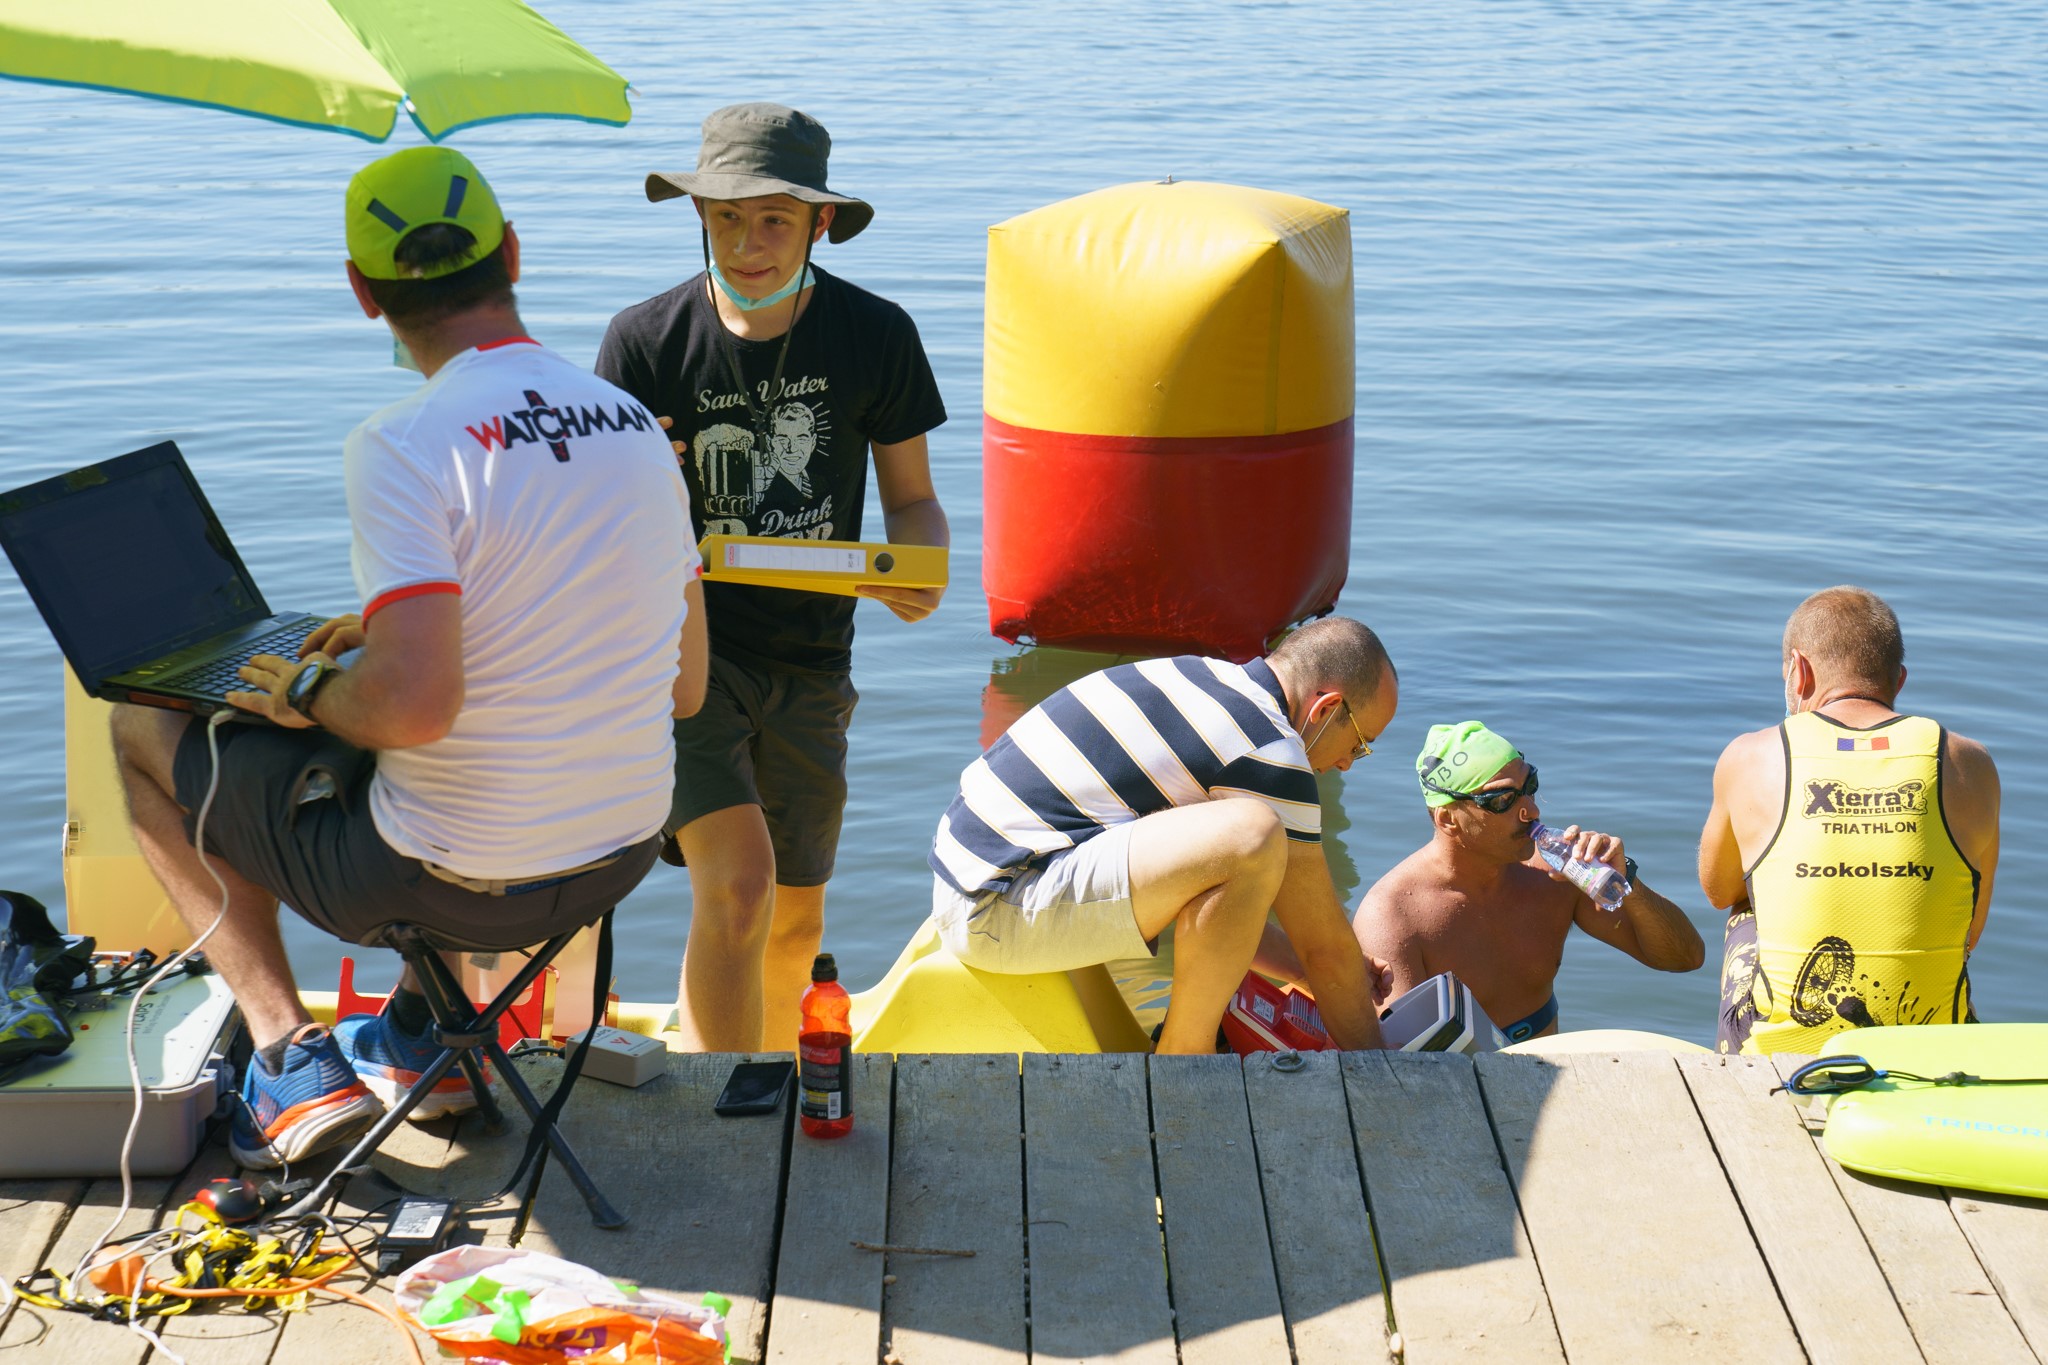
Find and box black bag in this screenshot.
[0,890,93,1077]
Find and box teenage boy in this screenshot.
[597,104,950,1051]
[110,147,705,1165]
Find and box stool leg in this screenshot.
[294,1040,474,1213]
[484,1037,627,1229]
[457,1049,507,1133]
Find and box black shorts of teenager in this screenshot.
[172,721,661,949]
[663,653,858,888]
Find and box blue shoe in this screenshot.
[230,1023,382,1168]
[333,1010,481,1121]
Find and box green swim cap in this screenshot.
[346,147,505,282]
[1416,721,1521,807]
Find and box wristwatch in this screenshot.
[286,657,339,722]
[1623,855,1640,888]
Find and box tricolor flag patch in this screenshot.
[1837,736,1891,752]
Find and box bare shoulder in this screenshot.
[1942,727,2001,821]
[1716,723,1779,771]
[1945,727,1998,774]
[1354,847,1437,926]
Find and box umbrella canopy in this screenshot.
[0,0,630,141]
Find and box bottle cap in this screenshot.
[810,952,838,983]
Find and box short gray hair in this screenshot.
[1268,616,1394,702]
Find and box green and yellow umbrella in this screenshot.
[0,0,630,141]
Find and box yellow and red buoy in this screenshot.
[982,180,1354,659]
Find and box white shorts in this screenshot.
[930,823,1153,974]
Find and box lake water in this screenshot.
[2,0,2043,1046]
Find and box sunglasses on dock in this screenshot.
[1427,766,1539,814]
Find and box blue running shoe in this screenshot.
[333,1010,481,1121]
[230,1023,382,1168]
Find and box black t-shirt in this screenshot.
[595,266,946,673]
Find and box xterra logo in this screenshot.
[464,391,654,461]
[1801,778,1927,819]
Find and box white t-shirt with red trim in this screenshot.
[344,338,700,879]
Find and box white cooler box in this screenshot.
[0,970,239,1177]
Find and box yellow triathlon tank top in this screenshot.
[1728,710,1978,1055]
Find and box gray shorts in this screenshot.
[172,721,660,949]
[930,822,1153,974]
[666,653,858,888]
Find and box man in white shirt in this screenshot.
[109,147,707,1167]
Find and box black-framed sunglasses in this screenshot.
[1427,765,1539,814]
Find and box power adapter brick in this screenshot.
[567,1025,668,1087]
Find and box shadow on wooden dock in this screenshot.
[2,1049,2042,1363]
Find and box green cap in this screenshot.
[1415,721,1521,807]
[345,146,504,281]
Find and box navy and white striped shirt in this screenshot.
[930,656,1320,897]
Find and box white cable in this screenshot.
[73,710,236,1342]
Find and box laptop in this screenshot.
[0,441,326,719]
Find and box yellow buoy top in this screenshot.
[984,180,1353,439]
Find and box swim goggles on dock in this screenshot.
[1782,1055,2047,1095]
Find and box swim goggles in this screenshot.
[1781,1055,2046,1095]
[1423,765,1539,814]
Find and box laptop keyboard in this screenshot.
[158,619,323,697]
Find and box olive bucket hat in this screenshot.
[645,103,873,243]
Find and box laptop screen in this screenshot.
[0,442,269,687]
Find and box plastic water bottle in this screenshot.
[1530,821,1631,912]
[798,953,853,1139]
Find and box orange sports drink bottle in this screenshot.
[798,953,853,1139]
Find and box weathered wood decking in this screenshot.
[2,1049,2042,1363]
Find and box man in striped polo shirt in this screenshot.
[929,618,1398,1053]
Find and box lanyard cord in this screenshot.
[701,217,819,461]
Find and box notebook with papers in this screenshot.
[0,441,326,719]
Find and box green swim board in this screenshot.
[1818,1023,2048,1200]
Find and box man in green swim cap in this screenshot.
[1352,722,1704,1041]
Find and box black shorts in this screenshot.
[172,721,661,949]
[665,654,858,887]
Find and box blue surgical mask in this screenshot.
[708,259,815,312]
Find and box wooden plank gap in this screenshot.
[1766,1054,2038,1365]
[1678,1053,1924,1365]
[1244,1048,1389,1365]
[1022,1053,1174,1365]
[765,1051,894,1365]
[1149,1053,1289,1364]
[881,1054,1026,1365]
[1474,1050,1804,1363]
[1349,1051,1561,1364]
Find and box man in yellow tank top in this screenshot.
[1699,587,2000,1054]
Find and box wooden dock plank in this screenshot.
[1679,1053,1924,1364]
[1149,1054,1289,1365]
[1475,1050,1804,1364]
[1764,1055,2038,1365]
[882,1054,1027,1365]
[1022,1053,1174,1365]
[1344,1051,1563,1365]
[0,1176,85,1347]
[1951,1190,2048,1363]
[498,1051,792,1364]
[21,1167,192,1365]
[267,1105,460,1364]
[765,1052,893,1365]
[1241,1050,1388,1365]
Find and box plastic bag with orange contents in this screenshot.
[393,1245,727,1364]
